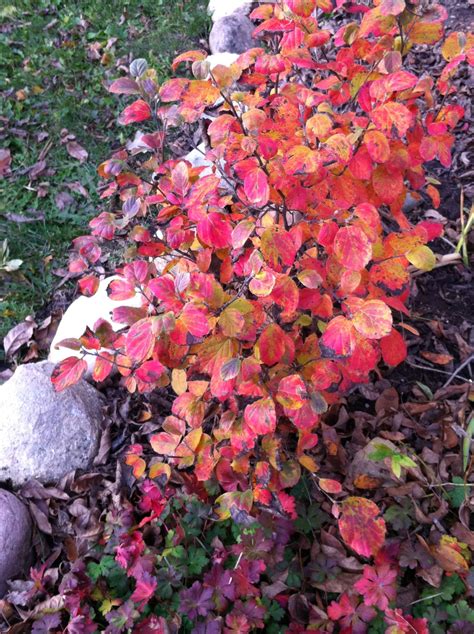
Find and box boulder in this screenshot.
[49,276,143,372]
[0,490,32,596]
[210,14,257,55]
[206,52,239,71]
[208,0,253,22]
[0,362,103,486]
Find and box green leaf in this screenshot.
[368,444,396,461]
[447,476,468,509]
[186,546,209,576]
[266,600,285,623]
[446,599,474,623]
[391,456,402,479]
[384,501,413,531]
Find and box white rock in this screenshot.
[183,142,215,177]
[49,276,143,372]
[0,490,32,596]
[206,52,239,70]
[208,0,252,22]
[210,14,256,55]
[0,362,103,486]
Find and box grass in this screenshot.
[0,0,209,357]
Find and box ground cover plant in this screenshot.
[1,0,474,632]
[0,0,209,357]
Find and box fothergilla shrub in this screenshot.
[49,0,472,628]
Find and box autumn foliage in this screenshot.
[49,0,473,630]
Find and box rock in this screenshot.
[0,362,103,486]
[208,0,253,22]
[402,192,422,213]
[206,52,239,70]
[210,14,257,55]
[49,276,143,372]
[0,490,32,596]
[183,142,215,176]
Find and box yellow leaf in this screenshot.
[299,454,319,473]
[406,245,436,271]
[171,368,187,395]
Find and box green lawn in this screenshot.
[0,0,209,354]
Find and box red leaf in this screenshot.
[126,318,156,362]
[338,497,386,558]
[135,360,166,383]
[197,212,232,249]
[180,304,211,338]
[372,166,404,204]
[276,374,307,410]
[354,564,397,610]
[92,352,114,382]
[258,323,285,366]
[287,0,316,17]
[51,357,88,391]
[380,328,407,366]
[244,168,270,207]
[243,398,277,437]
[130,572,157,606]
[320,316,356,358]
[118,99,152,125]
[379,0,406,16]
[333,226,372,271]
[78,274,99,297]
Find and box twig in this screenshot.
[442,354,474,388]
[409,592,444,606]
[406,359,466,379]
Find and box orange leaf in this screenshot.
[364,130,390,163]
[306,113,333,141]
[420,351,453,365]
[352,300,393,339]
[319,478,343,494]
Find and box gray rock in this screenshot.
[209,14,257,55]
[0,490,32,596]
[0,362,103,486]
[208,0,253,22]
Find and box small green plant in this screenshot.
[369,443,417,479]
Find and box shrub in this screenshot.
[49,0,472,630]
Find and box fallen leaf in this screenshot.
[28,159,47,180]
[55,191,74,210]
[420,351,453,365]
[67,181,90,198]
[66,141,88,163]
[0,148,12,177]
[3,316,37,358]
